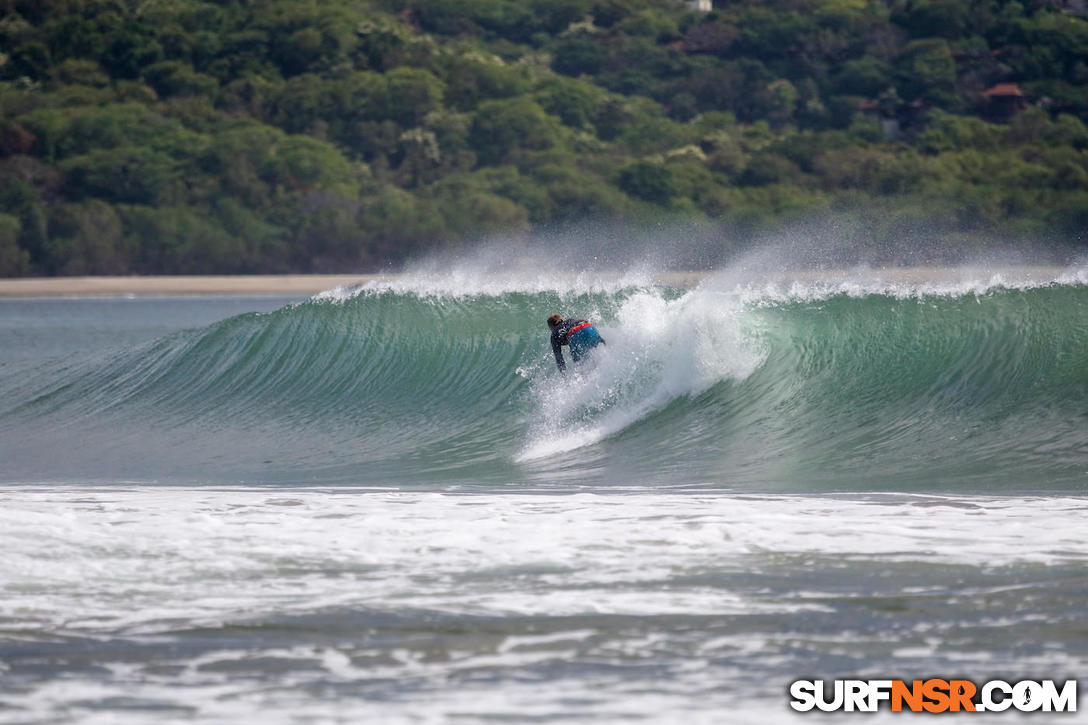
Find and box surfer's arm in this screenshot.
[551,338,566,372]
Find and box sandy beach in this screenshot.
[0,275,382,297]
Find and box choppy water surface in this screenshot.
[1,266,1086,723]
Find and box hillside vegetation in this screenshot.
[1,0,1087,275]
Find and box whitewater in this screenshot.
[1,260,1086,723]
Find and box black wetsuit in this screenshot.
[550,318,605,372]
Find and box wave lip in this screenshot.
[698,263,1087,302]
[314,264,1088,303]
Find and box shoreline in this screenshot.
[0,275,384,298]
[0,266,1078,298]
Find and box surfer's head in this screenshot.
[546,314,563,329]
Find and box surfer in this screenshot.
[547,314,605,372]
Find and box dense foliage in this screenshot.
[1,0,1086,275]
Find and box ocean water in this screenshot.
[1,267,1086,723]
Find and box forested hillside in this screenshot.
[1,0,1086,275]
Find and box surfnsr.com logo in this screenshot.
[789,679,1078,713]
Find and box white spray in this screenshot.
[518,284,765,461]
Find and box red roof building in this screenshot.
[983,83,1025,98]
[982,83,1027,119]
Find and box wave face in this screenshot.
[2,269,1087,491]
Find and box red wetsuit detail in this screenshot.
[566,322,592,336]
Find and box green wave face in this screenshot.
[2,276,1087,491]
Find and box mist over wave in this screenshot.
[2,253,1087,491]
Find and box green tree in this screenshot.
[439,190,529,238]
[262,134,359,192]
[439,54,529,110]
[255,2,358,77]
[122,205,249,274]
[385,67,446,126]
[357,185,444,261]
[62,146,180,204]
[534,76,605,129]
[836,57,893,97]
[0,213,30,276]
[142,60,218,98]
[892,0,971,39]
[551,37,608,77]
[618,160,677,204]
[45,200,128,274]
[469,98,562,165]
[896,39,958,107]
